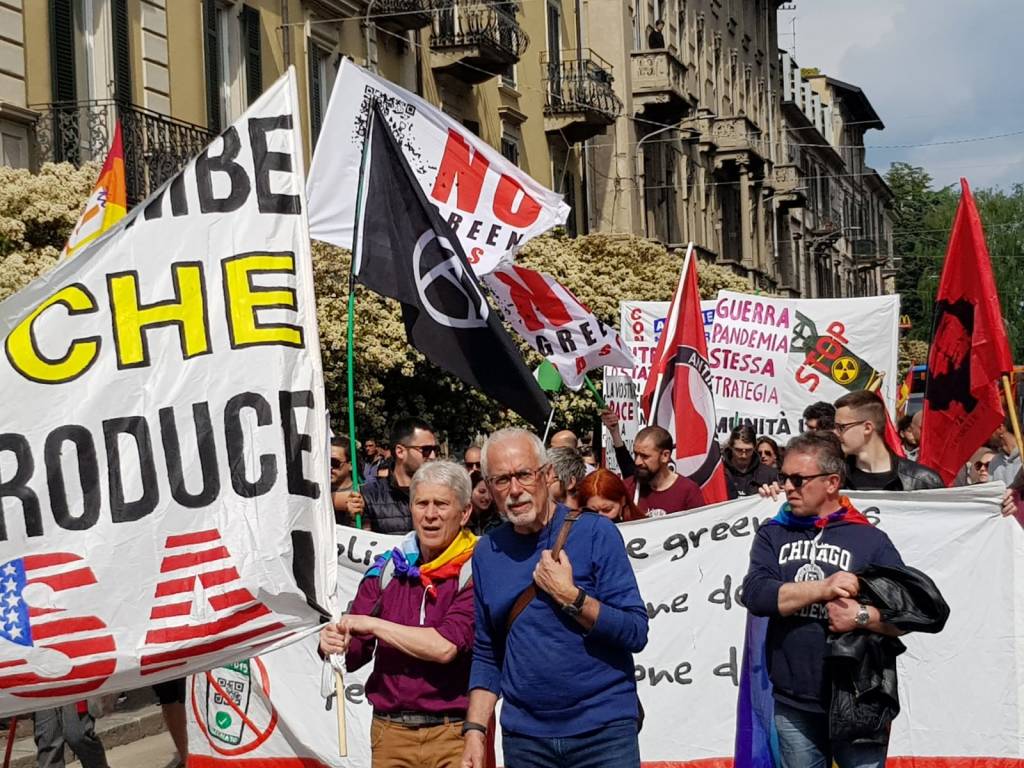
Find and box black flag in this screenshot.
[353,107,550,430]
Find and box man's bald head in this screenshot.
[549,430,579,449]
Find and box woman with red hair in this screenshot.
[578,469,643,523]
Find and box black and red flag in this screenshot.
[352,105,549,429]
[919,178,1013,485]
[641,246,729,503]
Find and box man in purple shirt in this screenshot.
[320,460,478,768]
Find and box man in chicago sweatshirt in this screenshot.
[460,428,649,768]
[741,431,906,768]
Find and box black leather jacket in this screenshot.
[845,454,944,491]
[826,564,949,744]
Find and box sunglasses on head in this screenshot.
[778,471,832,489]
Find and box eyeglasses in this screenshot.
[465,461,481,470]
[758,450,775,458]
[833,420,867,435]
[487,466,548,491]
[973,460,991,471]
[778,472,833,489]
[403,444,440,457]
[330,458,345,470]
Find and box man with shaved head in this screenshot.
[549,429,579,450]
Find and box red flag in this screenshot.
[641,245,728,503]
[877,390,907,458]
[919,178,1013,485]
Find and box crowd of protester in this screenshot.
[308,385,1024,768]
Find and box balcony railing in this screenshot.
[375,0,439,31]
[430,1,528,82]
[543,50,622,119]
[31,100,213,205]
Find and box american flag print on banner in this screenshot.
[140,530,286,676]
[0,553,116,699]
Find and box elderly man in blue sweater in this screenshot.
[460,428,649,768]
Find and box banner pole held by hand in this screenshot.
[542,403,557,446]
[332,657,348,757]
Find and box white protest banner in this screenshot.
[604,293,901,465]
[306,60,569,275]
[190,488,1024,767]
[709,291,900,420]
[486,265,633,391]
[0,70,335,716]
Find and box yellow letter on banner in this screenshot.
[222,253,304,349]
[5,284,100,383]
[108,262,211,368]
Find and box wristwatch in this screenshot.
[855,604,870,627]
[561,587,587,617]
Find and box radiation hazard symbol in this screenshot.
[831,356,860,384]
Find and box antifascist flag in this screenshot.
[640,245,728,503]
[486,264,634,391]
[353,107,549,429]
[62,121,127,259]
[920,178,1013,485]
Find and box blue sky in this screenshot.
[778,1,1024,191]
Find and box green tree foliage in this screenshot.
[887,162,1024,361]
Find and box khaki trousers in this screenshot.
[371,716,465,768]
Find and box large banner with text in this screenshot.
[604,293,900,467]
[189,486,1023,766]
[0,71,335,716]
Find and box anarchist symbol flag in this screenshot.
[352,105,549,430]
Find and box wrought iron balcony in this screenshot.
[374,0,437,31]
[630,49,692,120]
[31,99,213,206]
[543,50,621,143]
[430,2,528,84]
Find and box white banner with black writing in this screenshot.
[0,70,335,715]
[189,486,1022,766]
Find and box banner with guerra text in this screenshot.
[0,71,335,716]
[189,485,1024,766]
[603,293,900,467]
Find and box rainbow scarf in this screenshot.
[365,529,477,598]
[769,495,871,529]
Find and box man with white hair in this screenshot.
[320,460,478,768]
[461,429,648,768]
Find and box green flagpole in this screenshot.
[583,374,607,410]
[345,106,377,529]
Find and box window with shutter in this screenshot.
[308,41,323,146]
[203,0,222,131]
[50,0,77,104]
[112,0,131,105]
[242,6,261,106]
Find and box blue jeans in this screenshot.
[502,719,640,768]
[774,700,888,768]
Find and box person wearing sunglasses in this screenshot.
[724,425,778,498]
[330,436,365,526]
[461,428,648,768]
[463,444,483,473]
[362,417,439,534]
[966,446,996,485]
[742,431,919,768]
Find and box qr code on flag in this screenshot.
[352,86,430,175]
